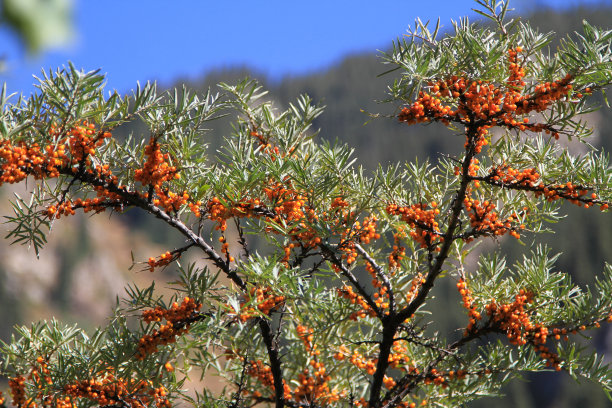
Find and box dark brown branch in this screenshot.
[369,124,481,408]
[319,243,383,318]
[354,243,395,315]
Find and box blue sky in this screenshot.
[1,0,611,96]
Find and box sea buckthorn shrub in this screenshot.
[1,1,612,407]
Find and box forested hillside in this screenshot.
[1,4,612,407]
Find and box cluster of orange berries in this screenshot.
[8,375,27,407]
[224,352,293,401]
[292,367,344,404]
[0,122,208,223]
[207,196,260,232]
[399,47,578,153]
[484,289,535,346]
[0,121,111,187]
[6,356,55,408]
[6,361,170,408]
[245,359,277,393]
[342,348,402,390]
[388,340,411,369]
[206,187,383,270]
[232,286,285,322]
[136,297,202,359]
[31,356,53,386]
[422,368,450,388]
[346,348,378,376]
[63,373,171,408]
[206,181,316,245]
[516,75,574,118]
[460,282,612,371]
[480,165,609,210]
[0,141,52,183]
[292,325,343,404]
[483,289,563,370]
[388,229,407,269]
[372,285,391,310]
[457,279,482,335]
[237,325,344,404]
[52,122,112,164]
[135,137,199,215]
[335,215,380,270]
[264,181,309,222]
[533,182,609,210]
[147,251,175,272]
[296,325,317,354]
[386,202,441,249]
[487,165,540,188]
[340,242,360,266]
[333,340,411,388]
[353,215,380,244]
[337,285,376,320]
[463,194,524,239]
[45,165,128,218]
[406,273,426,303]
[134,138,179,190]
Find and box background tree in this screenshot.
[1,1,612,407]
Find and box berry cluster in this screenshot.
[207,196,260,232]
[6,361,171,408]
[0,122,209,228]
[237,325,344,404]
[63,373,171,408]
[477,165,609,210]
[337,285,376,320]
[206,188,381,270]
[457,279,482,335]
[135,137,196,214]
[386,202,441,249]
[534,182,608,209]
[292,325,343,404]
[346,348,377,376]
[231,286,286,322]
[388,340,411,368]
[8,376,27,407]
[0,121,111,185]
[147,251,174,272]
[406,273,426,304]
[334,341,413,393]
[483,290,564,370]
[399,47,579,156]
[6,357,57,408]
[245,359,278,395]
[388,229,407,269]
[136,297,202,359]
[463,193,524,239]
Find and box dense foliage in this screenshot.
[1,1,612,407]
